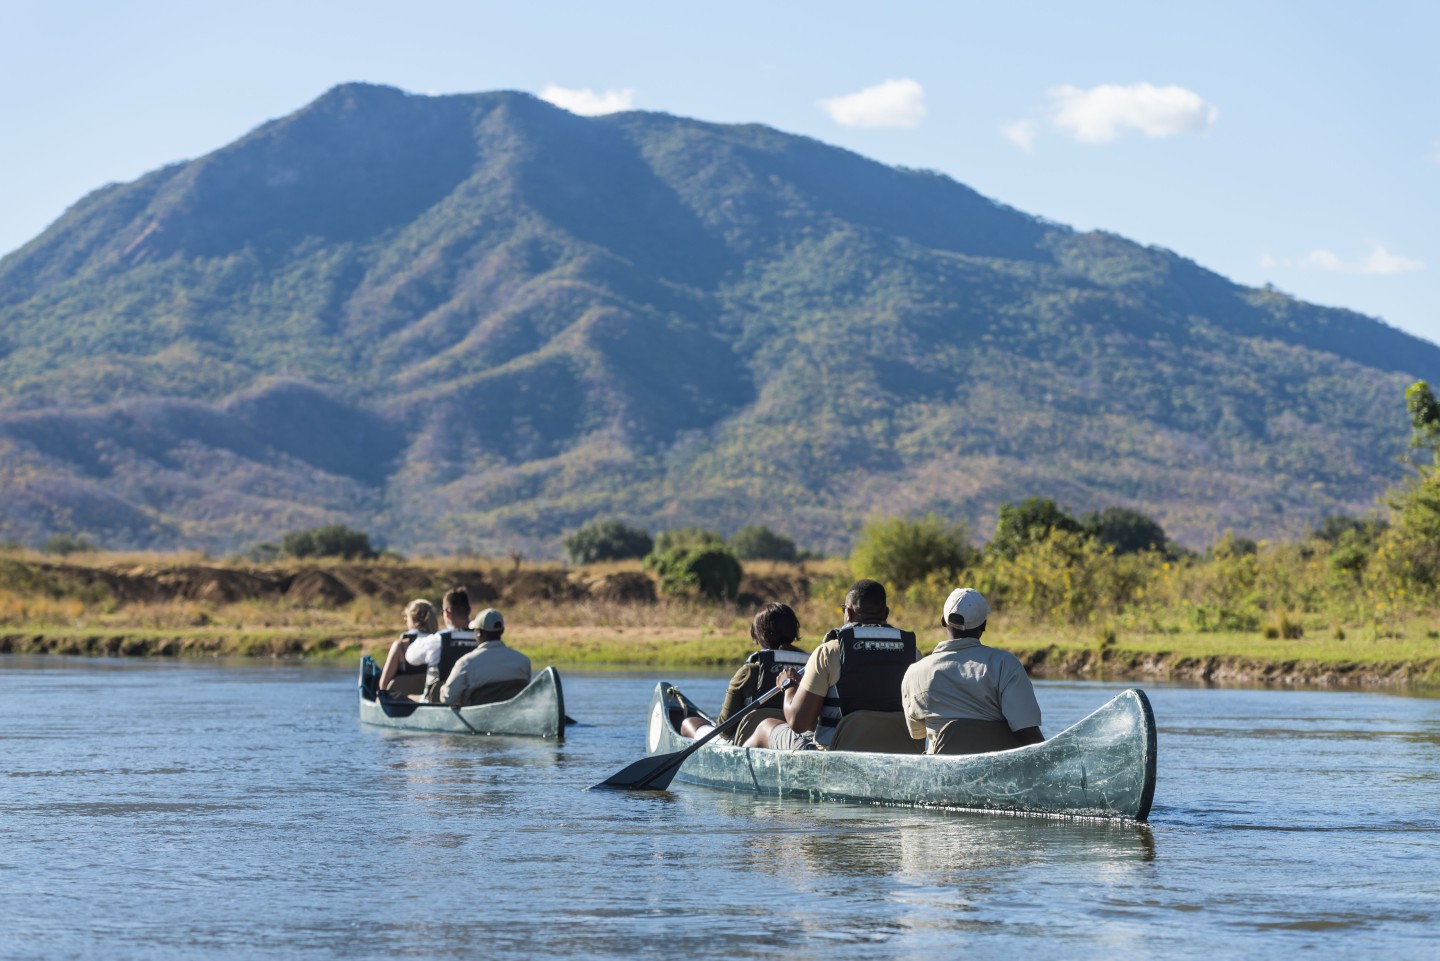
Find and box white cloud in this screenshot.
[1050,83,1218,144]
[539,85,636,116]
[1429,141,1440,165]
[1002,120,1038,152]
[819,78,926,129]
[1262,244,1424,275]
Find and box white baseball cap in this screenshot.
[471,608,504,632]
[942,588,989,629]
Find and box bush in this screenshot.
[43,533,94,555]
[653,528,726,554]
[563,520,653,565]
[988,498,1083,560]
[647,546,743,601]
[729,525,799,562]
[280,524,376,560]
[849,514,975,592]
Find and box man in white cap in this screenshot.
[900,588,1043,753]
[437,607,532,708]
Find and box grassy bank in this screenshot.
[0,550,1437,688]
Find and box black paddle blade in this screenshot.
[592,750,686,791]
[377,694,423,718]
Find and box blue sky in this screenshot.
[2,1,1435,343]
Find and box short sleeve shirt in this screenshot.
[901,638,1042,740]
[797,626,921,748]
[404,631,445,668]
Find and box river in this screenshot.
[1,656,1436,960]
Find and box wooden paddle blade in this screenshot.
[592,750,686,791]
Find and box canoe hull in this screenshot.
[644,684,1156,821]
[358,660,566,738]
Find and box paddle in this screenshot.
[593,676,796,791]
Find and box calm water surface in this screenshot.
[1,656,1437,960]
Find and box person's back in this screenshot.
[439,607,531,707]
[901,587,1043,753]
[679,602,807,740]
[377,598,440,698]
[747,580,918,751]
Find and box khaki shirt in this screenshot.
[439,640,531,707]
[900,637,1042,740]
[798,630,921,748]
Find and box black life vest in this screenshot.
[818,625,917,726]
[395,630,426,675]
[424,629,479,700]
[737,647,810,705]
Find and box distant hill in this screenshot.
[0,82,1433,555]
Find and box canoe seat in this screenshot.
[932,719,1024,756]
[460,677,530,707]
[731,708,785,746]
[828,711,925,754]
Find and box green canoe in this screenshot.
[358,656,566,738]
[642,683,1157,821]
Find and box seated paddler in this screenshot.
[377,598,440,697]
[745,579,920,752]
[900,588,1044,754]
[679,602,809,740]
[437,606,532,708]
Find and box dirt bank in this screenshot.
[1017,646,1440,689]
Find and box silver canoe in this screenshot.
[642,683,1156,821]
[358,657,566,738]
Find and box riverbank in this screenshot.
[1,551,1436,689]
[3,625,1437,689]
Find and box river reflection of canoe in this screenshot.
[644,683,1156,821]
[357,656,566,738]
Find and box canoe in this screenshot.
[357,656,566,738]
[642,683,1156,821]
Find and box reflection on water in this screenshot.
[1,657,1437,961]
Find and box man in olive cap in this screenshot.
[900,588,1043,753]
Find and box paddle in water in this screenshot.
[593,675,797,791]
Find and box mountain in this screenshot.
[0,82,1433,555]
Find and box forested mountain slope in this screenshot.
[0,83,1431,554]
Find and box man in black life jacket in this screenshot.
[901,587,1044,753]
[399,586,481,703]
[746,580,919,751]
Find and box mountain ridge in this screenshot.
[0,83,1431,555]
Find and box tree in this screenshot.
[42,533,94,556]
[1081,506,1168,555]
[1386,382,1440,584]
[1406,380,1440,458]
[988,498,1083,560]
[562,520,653,565]
[1310,514,1387,545]
[729,525,799,562]
[849,515,974,591]
[280,524,376,560]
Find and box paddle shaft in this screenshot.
[594,676,795,791]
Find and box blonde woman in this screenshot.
[376,598,439,697]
